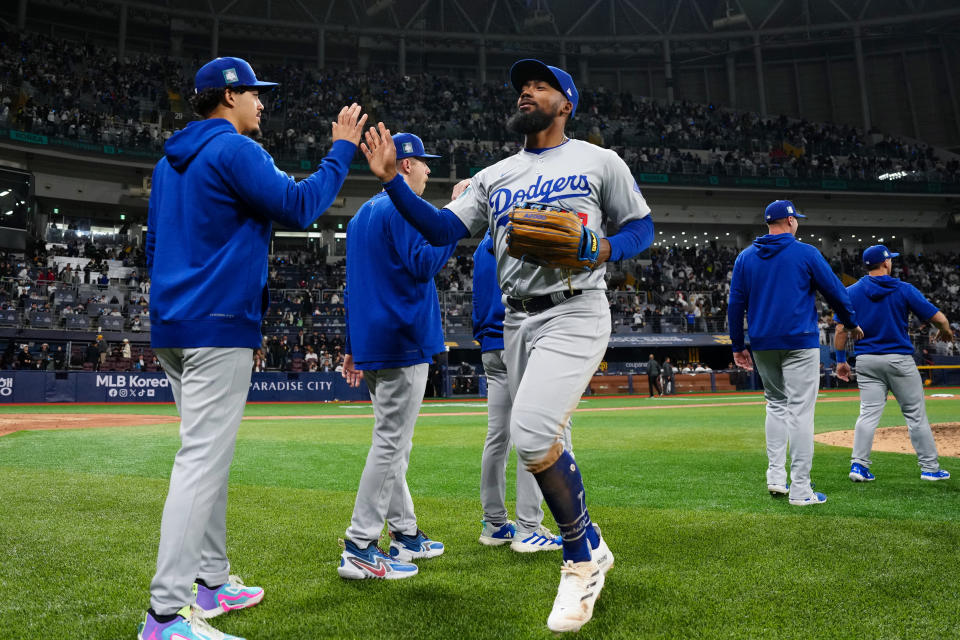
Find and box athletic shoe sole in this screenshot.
[478,535,513,546]
[849,472,875,482]
[789,493,828,506]
[767,484,789,496]
[920,472,950,481]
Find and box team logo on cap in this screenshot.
[402,142,414,154]
[786,205,794,213]
[223,68,239,84]
[566,88,573,96]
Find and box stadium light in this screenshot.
[0,190,10,197]
[2,210,12,216]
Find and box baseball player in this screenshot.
[728,200,862,506]
[337,133,456,580]
[360,58,654,633]
[471,228,564,553]
[140,57,366,640]
[835,245,954,482]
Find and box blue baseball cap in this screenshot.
[764,199,807,222]
[510,59,579,118]
[863,244,899,266]
[194,57,278,92]
[393,133,440,160]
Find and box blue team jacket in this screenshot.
[844,275,938,356]
[471,231,505,353]
[146,119,355,348]
[728,233,857,352]
[345,191,457,369]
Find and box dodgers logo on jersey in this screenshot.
[490,174,592,226]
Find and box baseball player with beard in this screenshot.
[470,227,566,553]
[835,245,954,482]
[361,59,655,633]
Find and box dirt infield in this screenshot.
[816,423,960,458]
[1,404,958,458]
[0,413,179,437]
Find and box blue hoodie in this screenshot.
[728,233,857,352]
[345,191,458,369]
[471,231,504,353]
[843,275,938,355]
[146,119,356,348]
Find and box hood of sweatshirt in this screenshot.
[164,119,236,172]
[860,274,899,301]
[752,233,796,259]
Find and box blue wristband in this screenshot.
[835,350,847,363]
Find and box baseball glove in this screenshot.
[506,203,601,271]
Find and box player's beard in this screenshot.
[507,104,557,134]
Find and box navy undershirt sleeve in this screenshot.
[382,175,470,246]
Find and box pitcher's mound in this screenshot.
[816,422,960,458]
[0,413,179,437]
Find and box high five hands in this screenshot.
[331,103,369,146]
[360,122,398,183]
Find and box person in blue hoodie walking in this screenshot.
[337,133,457,580]
[834,245,954,483]
[140,57,367,640]
[728,200,862,506]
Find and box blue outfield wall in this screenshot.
[0,371,370,404]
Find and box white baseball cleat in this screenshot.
[510,525,563,553]
[590,525,614,575]
[546,559,605,633]
[789,491,827,506]
[767,483,789,496]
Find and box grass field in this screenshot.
[0,391,958,639]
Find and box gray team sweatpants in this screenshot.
[851,353,941,472]
[345,364,428,547]
[480,349,572,535]
[503,291,609,468]
[752,348,820,501]
[150,347,253,615]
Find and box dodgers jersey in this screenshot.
[445,139,651,299]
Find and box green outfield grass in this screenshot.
[0,392,958,639]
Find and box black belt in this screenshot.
[506,290,583,314]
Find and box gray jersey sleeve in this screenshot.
[445,175,489,237]
[601,151,651,234]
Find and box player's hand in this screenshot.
[331,103,368,147]
[360,122,398,183]
[342,354,364,388]
[733,349,753,371]
[935,326,955,343]
[847,325,864,341]
[835,362,852,382]
[451,178,471,201]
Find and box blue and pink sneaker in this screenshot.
[389,528,445,561]
[193,575,264,618]
[338,538,419,579]
[137,604,243,640]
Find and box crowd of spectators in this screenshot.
[3,28,959,185]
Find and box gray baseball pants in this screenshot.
[345,364,428,547]
[150,347,253,615]
[851,354,941,472]
[480,349,572,535]
[752,348,820,501]
[503,291,609,469]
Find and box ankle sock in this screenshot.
[148,608,180,623]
